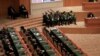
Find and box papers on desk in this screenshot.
[86,17,98,19]
[8,31,15,34]
[94,17,99,19]
[38,37,43,41]
[19,47,24,51]
[50,27,58,30]
[34,32,40,36]
[14,40,19,43]
[42,50,45,52]
[39,38,42,40]
[58,35,63,38]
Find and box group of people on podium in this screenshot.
[43,10,77,27]
[8,4,29,19]
[43,9,96,27]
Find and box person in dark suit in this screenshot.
[8,6,18,19]
[19,4,29,18]
[87,12,95,18]
[20,26,26,33]
[89,0,94,2]
[43,12,48,26]
[69,10,76,25]
[89,0,98,2]
[44,12,51,27]
[49,12,55,27]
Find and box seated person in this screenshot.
[69,10,77,25]
[8,6,19,19]
[19,4,29,18]
[87,12,95,18]
[20,26,26,33]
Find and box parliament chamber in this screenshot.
[0,0,100,56]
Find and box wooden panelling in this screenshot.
[75,11,100,21]
[0,1,1,18]
[59,27,100,34]
[31,1,63,10]
[82,2,100,11]
[63,0,87,6]
[0,0,19,18]
[19,0,30,14]
[85,17,100,27]
[75,12,87,21]
[0,0,30,18]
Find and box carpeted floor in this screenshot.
[65,34,100,56]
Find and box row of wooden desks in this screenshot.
[7,27,27,56]
[45,28,85,56]
[29,28,56,56]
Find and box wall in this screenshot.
[0,0,19,18]
[0,0,30,18]
[63,0,87,6]
[31,1,63,10]
[0,0,61,18]
[31,1,63,16]
[59,28,100,34]
[75,11,100,21]
[19,0,30,14]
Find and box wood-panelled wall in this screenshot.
[0,0,30,18]
[59,28,100,34]
[0,0,19,18]
[63,0,87,6]
[71,11,100,21]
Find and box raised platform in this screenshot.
[82,2,100,11]
[59,27,100,34]
[31,6,100,21]
[1,6,100,26]
[65,34,100,56]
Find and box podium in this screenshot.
[82,2,100,11]
[85,17,100,27]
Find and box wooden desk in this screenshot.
[85,17,100,27]
[82,2,100,11]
